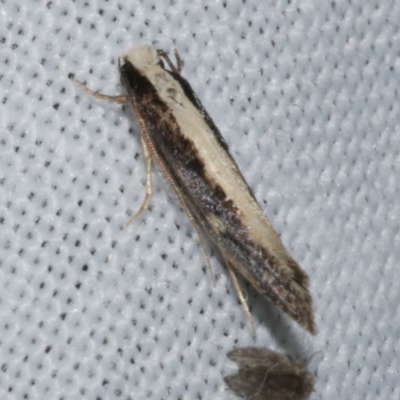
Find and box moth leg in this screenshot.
[127,135,153,225]
[74,79,129,104]
[157,49,183,74]
[225,260,255,335]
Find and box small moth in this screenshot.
[224,347,314,400]
[75,47,315,333]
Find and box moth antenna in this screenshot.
[73,79,128,104]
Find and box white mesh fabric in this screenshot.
[0,1,399,399]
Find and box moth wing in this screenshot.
[122,56,315,333]
[173,75,315,333]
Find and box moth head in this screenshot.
[123,46,160,71]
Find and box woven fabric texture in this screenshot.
[0,1,399,399]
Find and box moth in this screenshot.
[75,46,315,333]
[224,347,314,400]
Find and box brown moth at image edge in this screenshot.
[75,47,315,334]
[224,347,314,400]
